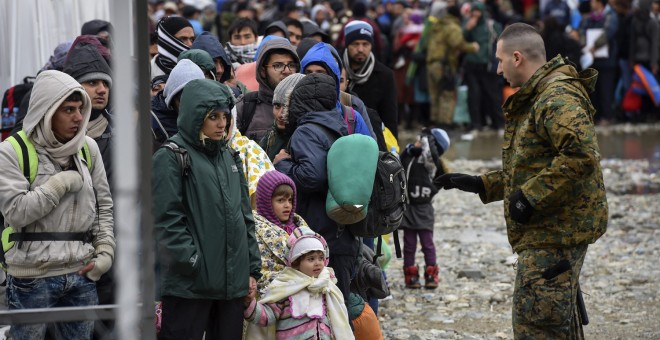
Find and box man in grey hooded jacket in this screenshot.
[0,70,115,339]
[234,37,300,142]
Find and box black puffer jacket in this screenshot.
[275,74,358,256]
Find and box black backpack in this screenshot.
[347,151,407,259]
[237,91,260,137]
[1,77,35,138]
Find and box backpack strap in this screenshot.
[161,141,191,178]
[339,91,352,107]
[238,91,260,136]
[79,142,93,172]
[342,105,355,135]
[6,130,37,183]
[151,110,170,144]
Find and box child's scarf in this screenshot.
[260,267,354,340]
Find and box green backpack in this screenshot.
[1,130,93,270]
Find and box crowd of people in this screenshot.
[0,0,652,338]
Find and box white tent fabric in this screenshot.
[0,0,110,95]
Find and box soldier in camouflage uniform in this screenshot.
[422,2,478,126]
[435,23,608,339]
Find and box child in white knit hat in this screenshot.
[244,227,354,340]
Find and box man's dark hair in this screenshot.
[228,18,258,37]
[150,32,158,45]
[283,18,304,32]
[64,91,84,103]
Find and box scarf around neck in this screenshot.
[225,42,258,65]
[256,267,354,340]
[344,50,375,90]
[156,22,190,74]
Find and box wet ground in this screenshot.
[398,123,660,161]
[381,123,660,339]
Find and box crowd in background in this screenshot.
[0,0,658,338]
[144,0,659,137]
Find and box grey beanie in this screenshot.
[77,72,113,88]
[164,59,205,108]
[273,73,306,105]
[273,73,306,121]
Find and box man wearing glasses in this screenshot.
[235,37,300,142]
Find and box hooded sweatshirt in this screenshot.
[190,31,233,82]
[0,70,115,278]
[235,38,300,142]
[151,59,205,150]
[300,42,373,137]
[152,79,261,299]
[275,74,358,257]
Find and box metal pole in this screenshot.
[134,0,156,338]
[110,0,144,338]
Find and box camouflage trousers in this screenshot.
[427,63,456,125]
[512,245,588,340]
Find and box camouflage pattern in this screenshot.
[427,62,456,124]
[423,15,477,125]
[479,55,608,253]
[513,245,587,339]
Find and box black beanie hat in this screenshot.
[160,16,193,36]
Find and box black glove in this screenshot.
[434,173,485,194]
[509,190,533,224]
[411,52,426,62]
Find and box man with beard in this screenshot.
[235,37,300,142]
[343,20,398,138]
[63,40,117,338]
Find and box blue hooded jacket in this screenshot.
[191,32,232,82]
[300,43,372,137]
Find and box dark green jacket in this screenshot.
[463,2,500,66]
[258,125,291,162]
[153,79,261,300]
[480,56,608,253]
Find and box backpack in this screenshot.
[326,133,379,225]
[237,91,260,137]
[349,151,407,256]
[1,77,35,140]
[1,131,94,270]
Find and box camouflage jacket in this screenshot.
[479,55,608,253]
[424,15,477,70]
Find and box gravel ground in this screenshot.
[378,158,660,340]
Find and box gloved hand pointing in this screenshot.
[434,173,485,194]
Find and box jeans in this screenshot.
[7,272,98,340]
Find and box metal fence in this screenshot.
[0,0,155,338]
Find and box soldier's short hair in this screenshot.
[498,23,546,63]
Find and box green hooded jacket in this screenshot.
[463,2,500,66]
[153,79,261,300]
[479,56,608,253]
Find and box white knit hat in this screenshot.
[164,59,205,108]
[289,237,325,264]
